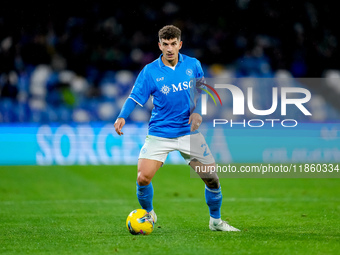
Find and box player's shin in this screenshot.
[205,185,222,220]
[136,181,154,212]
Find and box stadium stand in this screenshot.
[0,1,339,123]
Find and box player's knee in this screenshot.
[137,173,152,186]
[205,177,220,189]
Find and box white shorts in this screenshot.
[139,133,215,165]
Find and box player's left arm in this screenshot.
[188,112,202,132]
[189,85,203,132]
[188,59,205,132]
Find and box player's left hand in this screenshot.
[188,113,202,132]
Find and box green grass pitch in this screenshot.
[0,165,339,254]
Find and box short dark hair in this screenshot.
[158,25,181,41]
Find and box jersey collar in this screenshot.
[158,53,183,68]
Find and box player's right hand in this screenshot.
[114,118,125,136]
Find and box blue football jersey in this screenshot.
[129,53,204,138]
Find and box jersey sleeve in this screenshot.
[194,59,206,89]
[195,59,204,79]
[191,59,206,114]
[129,66,153,107]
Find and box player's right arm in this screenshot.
[114,66,153,136]
[114,118,125,136]
[114,97,137,135]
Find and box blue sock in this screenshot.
[136,181,154,212]
[205,185,222,219]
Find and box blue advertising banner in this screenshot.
[0,123,184,165]
[200,123,340,163]
[0,123,339,165]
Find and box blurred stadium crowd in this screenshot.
[0,1,340,123]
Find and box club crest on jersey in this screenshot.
[186,69,193,76]
[160,85,171,95]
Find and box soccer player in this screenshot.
[114,25,239,231]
